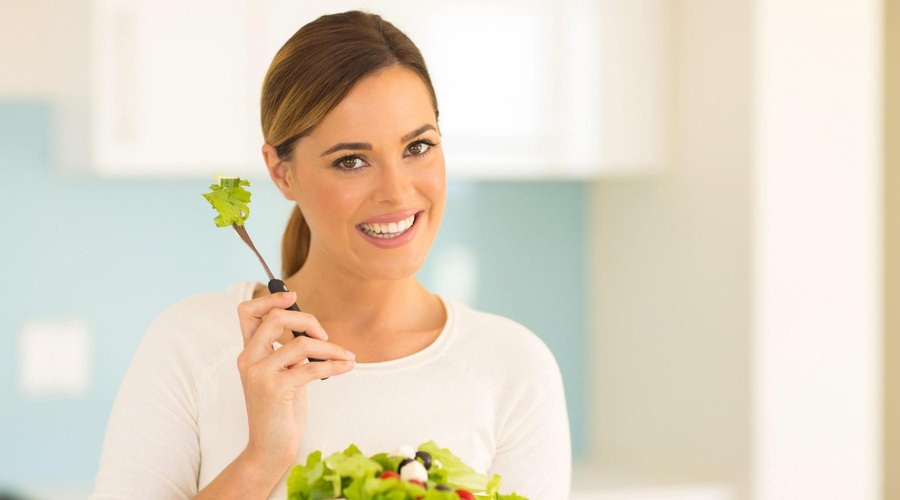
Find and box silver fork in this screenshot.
[232,223,325,366]
[232,222,277,282]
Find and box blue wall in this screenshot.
[0,101,586,492]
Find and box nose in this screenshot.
[372,159,415,205]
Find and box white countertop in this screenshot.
[571,462,738,500]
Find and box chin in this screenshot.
[360,256,427,282]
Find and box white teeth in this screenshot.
[359,214,416,238]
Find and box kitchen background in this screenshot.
[0,1,896,500]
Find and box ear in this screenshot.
[262,143,296,201]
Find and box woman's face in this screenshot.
[269,66,446,281]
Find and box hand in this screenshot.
[235,291,355,473]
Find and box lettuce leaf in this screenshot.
[343,476,427,500]
[474,474,504,499]
[202,178,251,227]
[418,441,488,492]
[486,474,502,495]
[325,452,383,478]
[287,451,331,500]
[370,452,405,474]
[423,489,462,500]
[287,442,528,500]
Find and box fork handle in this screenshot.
[267,279,327,367]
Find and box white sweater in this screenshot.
[90,282,571,499]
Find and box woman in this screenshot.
[91,11,570,500]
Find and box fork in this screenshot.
[232,222,325,365]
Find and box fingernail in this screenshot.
[285,291,296,301]
[345,350,356,360]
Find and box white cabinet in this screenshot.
[88,0,259,176]
[80,0,669,178]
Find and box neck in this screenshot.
[278,245,446,362]
[282,250,437,334]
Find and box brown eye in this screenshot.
[406,141,433,157]
[334,157,365,170]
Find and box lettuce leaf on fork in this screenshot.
[202,176,251,227]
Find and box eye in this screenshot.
[332,155,367,171]
[404,139,437,158]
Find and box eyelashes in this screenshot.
[332,155,367,171]
[330,139,439,173]
[404,139,437,157]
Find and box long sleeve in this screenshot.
[488,337,572,500]
[89,289,573,500]
[90,304,203,499]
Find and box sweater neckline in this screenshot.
[229,281,454,371]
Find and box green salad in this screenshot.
[202,174,252,227]
[287,441,527,500]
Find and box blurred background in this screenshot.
[0,1,896,499]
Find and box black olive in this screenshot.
[435,484,452,491]
[398,457,416,473]
[415,450,432,470]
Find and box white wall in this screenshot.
[1,0,93,170]
[588,2,884,499]
[0,1,90,98]
[751,1,883,499]
[589,0,752,488]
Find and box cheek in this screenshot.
[298,179,358,234]
[422,163,447,215]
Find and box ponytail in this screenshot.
[282,205,311,277]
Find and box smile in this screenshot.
[358,214,416,239]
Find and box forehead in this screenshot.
[310,66,436,143]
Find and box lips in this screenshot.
[356,210,423,246]
[359,214,416,238]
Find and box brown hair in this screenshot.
[260,10,439,277]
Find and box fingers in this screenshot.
[237,293,328,347]
[265,335,355,371]
[241,336,355,390]
[254,306,326,345]
[281,358,356,386]
[237,291,299,346]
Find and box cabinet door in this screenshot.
[260,0,567,178]
[407,0,562,178]
[88,0,667,178]
[91,0,260,176]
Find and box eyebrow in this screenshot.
[401,124,437,143]
[319,124,438,157]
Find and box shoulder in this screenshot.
[443,298,562,384]
[151,282,251,327]
[138,282,254,364]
